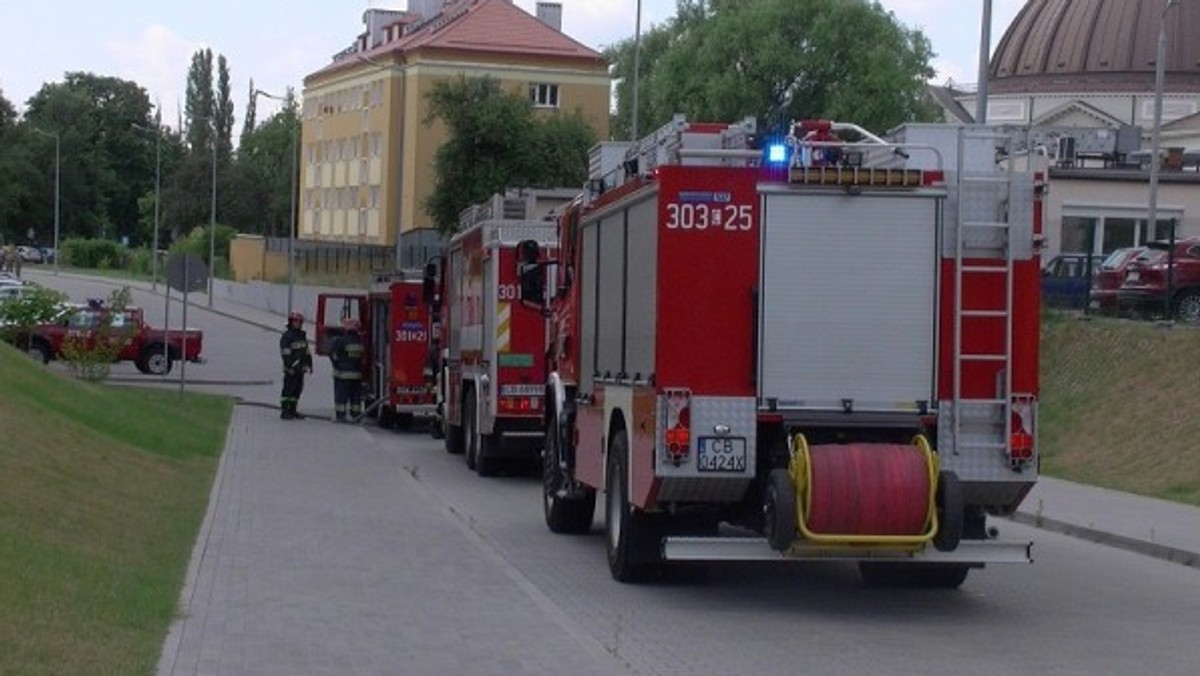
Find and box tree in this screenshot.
[185,49,215,153]
[232,93,298,236]
[240,78,258,149]
[424,76,596,234]
[20,73,155,244]
[215,55,235,164]
[0,88,38,244]
[607,0,939,140]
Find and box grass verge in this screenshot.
[1040,311,1200,505]
[0,341,233,676]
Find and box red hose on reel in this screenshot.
[805,443,931,536]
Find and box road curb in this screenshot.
[1009,511,1199,570]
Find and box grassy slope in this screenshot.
[1040,313,1200,505]
[0,343,232,676]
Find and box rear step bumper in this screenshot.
[662,537,1032,565]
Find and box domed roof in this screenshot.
[989,0,1200,94]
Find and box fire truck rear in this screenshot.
[316,272,438,428]
[522,116,1042,587]
[435,189,573,476]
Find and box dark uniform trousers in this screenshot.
[331,334,365,421]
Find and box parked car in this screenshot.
[39,247,56,264]
[0,281,31,300]
[1116,238,1200,323]
[16,245,43,263]
[24,303,205,373]
[1088,246,1147,315]
[1042,253,1104,309]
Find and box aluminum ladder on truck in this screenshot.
[950,128,1016,462]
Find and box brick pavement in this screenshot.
[156,405,630,676]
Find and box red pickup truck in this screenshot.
[27,303,204,375]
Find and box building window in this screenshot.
[1061,206,1184,254]
[529,83,560,108]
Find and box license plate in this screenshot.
[697,437,747,472]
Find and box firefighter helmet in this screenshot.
[288,311,304,324]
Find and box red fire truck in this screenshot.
[316,272,438,428]
[431,189,574,475]
[520,116,1042,587]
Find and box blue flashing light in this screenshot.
[766,144,789,165]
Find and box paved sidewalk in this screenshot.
[156,405,628,676]
[1013,476,1199,568]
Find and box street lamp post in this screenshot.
[31,127,60,275]
[208,121,217,309]
[132,119,162,291]
[1149,0,1180,318]
[254,89,298,315]
[190,115,219,308]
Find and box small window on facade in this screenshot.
[529,83,560,108]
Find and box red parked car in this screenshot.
[1089,246,1146,315]
[27,302,205,374]
[1116,238,1200,323]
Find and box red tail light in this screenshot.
[1010,399,1035,464]
[664,389,692,466]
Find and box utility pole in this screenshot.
[132,117,162,290]
[255,89,299,315]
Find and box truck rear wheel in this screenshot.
[933,470,963,552]
[859,562,971,589]
[605,428,660,582]
[543,408,595,534]
[475,431,500,477]
[138,347,173,376]
[763,469,796,552]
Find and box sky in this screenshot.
[0,0,1025,124]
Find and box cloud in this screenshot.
[105,24,203,119]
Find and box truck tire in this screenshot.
[394,413,414,431]
[858,562,971,589]
[543,407,595,534]
[763,469,796,552]
[464,393,478,470]
[605,428,660,583]
[933,470,963,552]
[475,431,500,477]
[378,406,396,429]
[27,340,51,365]
[444,400,464,454]
[138,346,173,376]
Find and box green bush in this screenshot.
[127,248,154,277]
[169,224,237,280]
[61,238,129,269]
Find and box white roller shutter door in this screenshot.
[758,191,940,411]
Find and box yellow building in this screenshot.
[300,0,610,247]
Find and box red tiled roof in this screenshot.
[311,0,604,81]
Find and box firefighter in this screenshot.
[330,317,365,422]
[279,311,313,420]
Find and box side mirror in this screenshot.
[516,239,545,305]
